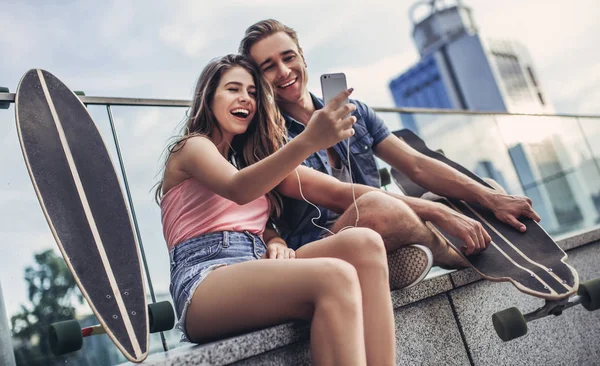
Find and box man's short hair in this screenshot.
[239,19,304,59]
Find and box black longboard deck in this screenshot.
[392,129,578,300]
[15,69,148,362]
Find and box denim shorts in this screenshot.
[169,230,267,342]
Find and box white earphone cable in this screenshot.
[295,136,359,235]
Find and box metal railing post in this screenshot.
[105,105,169,352]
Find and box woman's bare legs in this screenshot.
[185,256,366,365]
[296,228,396,366]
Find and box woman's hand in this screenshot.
[264,241,296,259]
[303,88,357,150]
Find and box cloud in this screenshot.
[550,63,600,113]
[299,7,362,55]
[159,24,209,56]
[99,0,136,40]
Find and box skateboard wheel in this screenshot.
[49,320,83,356]
[149,301,175,333]
[578,278,600,311]
[492,307,527,341]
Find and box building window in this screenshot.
[492,51,531,104]
[537,92,545,105]
[527,66,539,87]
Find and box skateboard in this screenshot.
[15,69,174,362]
[389,129,600,341]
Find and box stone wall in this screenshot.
[125,229,600,366]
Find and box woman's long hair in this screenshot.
[154,54,286,217]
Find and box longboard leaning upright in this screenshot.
[15,69,174,363]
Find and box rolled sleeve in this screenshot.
[355,100,390,146]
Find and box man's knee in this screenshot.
[354,191,418,230]
[354,191,389,210]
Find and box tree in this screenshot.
[10,249,84,365]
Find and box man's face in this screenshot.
[249,32,308,105]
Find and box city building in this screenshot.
[385,0,600,235]
[389,0,554,133]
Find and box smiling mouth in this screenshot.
[278,78,297,89]
[230,108,250,119]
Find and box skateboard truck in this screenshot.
[49,300,175,356]
[492,278,600,341]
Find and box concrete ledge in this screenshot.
[137,321,309,365]
[451,243,600,365]
[555,225,600,251]
[124,227,600,365]
[391,274,453,308]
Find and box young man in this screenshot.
[239,19,540,287]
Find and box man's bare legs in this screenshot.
[297,228,395,366]
[330,191,467,269]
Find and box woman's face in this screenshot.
[211,66,257,138]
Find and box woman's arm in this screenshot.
[173,89,356,205]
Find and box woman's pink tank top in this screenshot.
[161,178,269,249]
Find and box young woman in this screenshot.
[157,54,396,365]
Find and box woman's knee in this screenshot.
[313,258,361,294]
[338,228,388,271]
[312,258,362,313]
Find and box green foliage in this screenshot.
[10,249,83,365]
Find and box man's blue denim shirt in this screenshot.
[278,93,390,250]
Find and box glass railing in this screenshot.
[1,93,599,364]
[375,110,600,237]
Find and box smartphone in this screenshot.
[321,73,348,107]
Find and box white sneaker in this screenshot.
[387,244,433,290]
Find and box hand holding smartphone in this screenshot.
[321,73,349,107]
[300,72,355,149]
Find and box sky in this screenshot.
[1,0,599,323]
[2,0,599,113]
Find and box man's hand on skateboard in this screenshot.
[485,192,541,233]
[433,204,492,255]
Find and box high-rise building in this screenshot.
[387,1,600,236]
[390,0,554,133]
